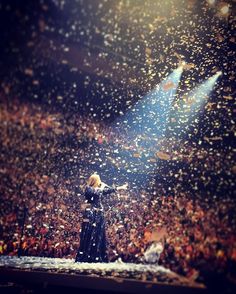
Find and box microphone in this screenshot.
[100,182,108,189]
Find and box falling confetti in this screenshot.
[0,0,235,289]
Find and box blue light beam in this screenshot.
[169,71,222,137]
[116,66,183,139]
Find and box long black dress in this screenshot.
[75,185,116,263]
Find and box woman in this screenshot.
[75,173,128,263]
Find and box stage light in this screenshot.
[116,65,183,138]
[209,71,222,82]
[178,60,195,70]
[112,66,183,174]
[178,60,186,67]
[169,71,222,137]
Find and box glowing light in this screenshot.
[220,4,229,15]
[207,0,215,5]
[178,60,186,68]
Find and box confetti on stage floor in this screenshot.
[0,256,204,289]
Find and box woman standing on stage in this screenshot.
[75,173,128,263]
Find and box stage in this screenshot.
[0,256,205,293]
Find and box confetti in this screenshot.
[0,1,235,287]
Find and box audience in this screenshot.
[0,99,235,286]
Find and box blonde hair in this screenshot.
[87,174,101,188]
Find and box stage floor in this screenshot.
[0,256,205,293]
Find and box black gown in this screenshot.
[75,185,116,263]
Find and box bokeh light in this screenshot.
[207,0,216,5]
[220,3,230,15]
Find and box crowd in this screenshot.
[0,99,235,286]
[0,1,235,293]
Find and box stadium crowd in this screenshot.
[0,99,235,286]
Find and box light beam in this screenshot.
[116,66,183,139]
[169,71,222,137]
[111,66,183,177]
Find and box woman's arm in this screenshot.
[116,183,128,191]
[101,185,116,195]
[100,182,128,195]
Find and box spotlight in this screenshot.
[171,71,222,137]
[178,60,186,68]
[181,61,187,70]
[114,67,183,139]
